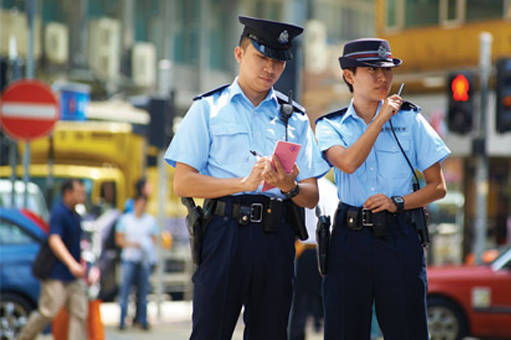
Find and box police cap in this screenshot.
[239,15,303,61]
[338,38,402,69]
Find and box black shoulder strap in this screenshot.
[193,84,230,101]
[274,90,305,115]
[400,101,421,113]
[315,107,348,125]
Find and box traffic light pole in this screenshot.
[473,32,492,264]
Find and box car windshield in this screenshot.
[0,180,49,222]
[30,177,93,213]
[490,245,511,266]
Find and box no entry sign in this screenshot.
[0,79,60,140]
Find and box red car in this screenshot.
[427,247,511,340]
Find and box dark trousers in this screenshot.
[288,248,323,340]
[323,204,429,340]
[190,211,296,340]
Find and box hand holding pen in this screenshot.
[241,150,267,191]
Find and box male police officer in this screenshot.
[165,16,329,340]
[315,38,451,340]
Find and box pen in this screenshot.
[249,150,263,158]
[397,83,405,96]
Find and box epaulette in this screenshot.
[275,90,305,114]
[193,84,230,101]
[315,107,348,125]
[401,100,421,113]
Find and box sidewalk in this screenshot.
[39,300,324,340]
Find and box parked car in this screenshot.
[427,246,511,340]
[0,208,48,340]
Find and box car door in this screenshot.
[488,253,511,337]
[0,216,42,303]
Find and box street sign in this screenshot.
[0,79,60,140]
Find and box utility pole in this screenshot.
[23,0,36,208]
[473,32,492,264]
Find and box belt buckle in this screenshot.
[250,203,263,223]
[361,208,373,227]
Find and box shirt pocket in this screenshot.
[209,123,250,166]
[375,139,411,179]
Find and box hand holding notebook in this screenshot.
[261,140,301,192]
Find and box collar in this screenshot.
[341,99,383,125]
[229,77,279,111]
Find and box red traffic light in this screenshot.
[502,95,511,108]
[451,74,470,102]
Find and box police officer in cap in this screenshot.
[315,38,451,339]
[165,16,329,340]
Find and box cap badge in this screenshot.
[278,30,289,44]
[377,44,388,59]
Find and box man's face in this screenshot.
[235,42,286,93]
[134,197,147,214]
[70,182,86,206]
[345,66,393,102]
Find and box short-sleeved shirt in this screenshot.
[316,99,451,207]
[116,212,159,263]
[48,201,82,282]
[165,78,330,198]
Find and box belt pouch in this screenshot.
[371,211,387,238]
[346,209,361,230]
[263,199,281,233]
[236,204,251,225]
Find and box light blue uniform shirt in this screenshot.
[316,99,451,207]
[165,78,330,199]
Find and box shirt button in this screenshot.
[369,167,374,171]
[370,187,375,191]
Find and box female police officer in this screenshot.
[315,38,451,340]
[165,16,329,340]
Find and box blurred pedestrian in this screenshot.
[122,177,155,326]
[18,179,88,340]
[288,177,338,340]
[164,15,329,340]
[315,38,451,339]
[115,195,158,330]
[124,177,153,213]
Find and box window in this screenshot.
[405,0,440,28]
[446,0,457,20]
[251,0,283,20]
[387,0,398,27]
[314,0,374,42]
[173,0,200,65]
[0,219,35,245]
[466,0,505,22]
[30,177,93,212]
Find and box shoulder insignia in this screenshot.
[193,84,230,101]
[274,90,305,114]
[400,101,421,113]
[315,107,348,125]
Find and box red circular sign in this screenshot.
[0,79,60,140]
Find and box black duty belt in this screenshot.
[213,195,285,226]
[340,203,398,231]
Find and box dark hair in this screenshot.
[343,67,357,93]
[61,179,83,196]
[135,177,147,196]
[239,36,251,50]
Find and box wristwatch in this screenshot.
[391,196,405,213]
[281,183,300,199]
